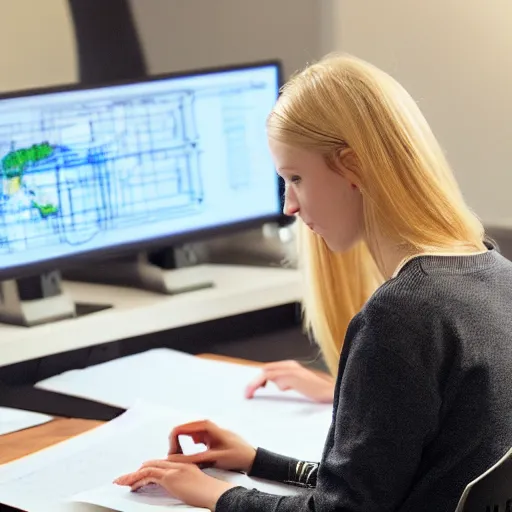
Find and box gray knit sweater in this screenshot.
[216,247,512,512]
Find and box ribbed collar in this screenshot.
[398,242,500,277]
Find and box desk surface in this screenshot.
[0,264,300,368]
[0,354,260,465]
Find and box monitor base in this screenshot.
[205,223,297,268]
[64,251,215,295]
[0,271,112,327]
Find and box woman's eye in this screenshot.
[290,175,301,184]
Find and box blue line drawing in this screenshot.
[0,90,204,251]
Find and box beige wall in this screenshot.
[0,0,77,92]
[325,0,512,224]
[0,0,319,92]
[130,0,321,79]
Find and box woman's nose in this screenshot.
[283,189,299,216]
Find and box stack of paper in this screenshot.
[2,349,334,510]
[0,402,317,511]
[36,348,332,461]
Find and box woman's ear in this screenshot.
[334,148,362,188]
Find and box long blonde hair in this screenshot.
[268,54,485,375]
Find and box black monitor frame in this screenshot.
[0,59,287,282]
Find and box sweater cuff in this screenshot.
[248,447,295,482]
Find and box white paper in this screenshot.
[73,468,303,512]
[0,406,53,436]
[36,348,333,457]
[35,349,273,415]
[73,483,207,511]
[0,402,313,512]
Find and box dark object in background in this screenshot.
[485,226,512,261]
[67,0,147,84]
[0,382,124,420]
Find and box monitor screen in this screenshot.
[0,62,282,279]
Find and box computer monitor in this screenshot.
[0,60,284,325]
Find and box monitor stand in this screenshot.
[0,270,112,327]
[64,247,215,295]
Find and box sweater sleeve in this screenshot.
[215,307,440,512]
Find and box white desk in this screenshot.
[0,264,301,368]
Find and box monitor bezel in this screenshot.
[0,59,287,281]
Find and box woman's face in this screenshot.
[269,138,364,252]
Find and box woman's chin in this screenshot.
[325,236,360,254]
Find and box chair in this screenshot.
[455,447,512,512]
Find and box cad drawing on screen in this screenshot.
[0,89,203,254]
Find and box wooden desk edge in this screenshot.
[0,354,258,465]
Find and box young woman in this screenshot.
[114,54,512,511]
[244,210,383,404]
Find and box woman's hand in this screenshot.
[167,419,257,473]
[245,360,335,403]
[114,459,235,510]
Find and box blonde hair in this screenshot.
[268,54,485,375]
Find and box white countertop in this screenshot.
[0,264,301,368]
